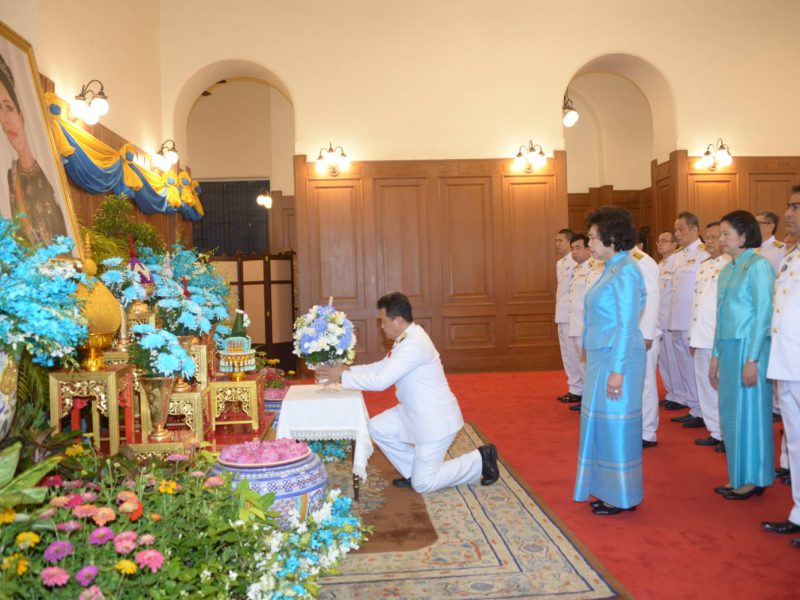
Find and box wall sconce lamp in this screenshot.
[256,189,273,209]
[315,142,350,176]
[513,140,548,172]
[153,140,179,171]
[562,91,579,128]
[696,138,733,170]
[70,79,109,125]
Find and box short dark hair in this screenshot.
[558,228,575,241]
[571,233,589,247]
[377,292,413,322]
[706,221,720,228]
[756,211,780,233]
[792,185,800,194]
[585,207,637,252]
[677,212,700,230]
[658,231,677,243]
[720,210,762,249]
[637,229,648,246]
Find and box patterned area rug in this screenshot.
[320,423,627,599]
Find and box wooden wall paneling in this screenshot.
[268,191,297,253]
[567,192,590,232]
[746,170,797,239]
[686,174,739,229]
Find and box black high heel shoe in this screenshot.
[713,485,733,495]
[592,503,637,515]
[722,486,765,500]
[590,500,604,508]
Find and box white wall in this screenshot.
[563,93,602,193]
[269,87,294,194]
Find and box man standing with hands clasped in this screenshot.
[319,292,499,494]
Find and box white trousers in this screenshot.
[642,335,660,442]
[658,331,677,402]
[693,348,722,440]
[777,381,800,525]
[568,335,585,396]
[668,330,701,416]
[773,382,781,416]
[558,323,583,395]
[368,407,482,494]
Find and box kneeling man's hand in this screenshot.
[317,364,349,383]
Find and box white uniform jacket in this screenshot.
[342,323,464,444]
[555,253,576,324]
[669,239,710,331]
[757,235,786,274]
[567,258,604,338]
[689,254,730,349]
[657,253,678,332]
[633,249,659,341]
[768,244,800,382]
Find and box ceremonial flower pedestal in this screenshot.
[210,440,328,529]
[0,349,20,442]
[139,376,176,441]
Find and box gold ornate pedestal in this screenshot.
[132,384,211,453]
[48,365,134,455]
[209,373,263,432]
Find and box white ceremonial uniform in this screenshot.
[342,322,481,493]
[633,249,660,442]
[668,239,710,417]
[767,244,800,525]
[689,254,730,441]
[566,257,604,396]
[657,253,679,404]
[757,235,786,274]
[556,253,580,394]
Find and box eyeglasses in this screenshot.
[756,221,771,226]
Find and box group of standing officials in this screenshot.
[556,191,800,549]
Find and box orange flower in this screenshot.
[92,507,116,526]
[72,504,98,519]
[117,491,139,504]
[120,500,144,522]
[148,512,162,522]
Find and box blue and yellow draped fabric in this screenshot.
[45,92,203,220]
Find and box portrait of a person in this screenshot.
[0,51,67,246]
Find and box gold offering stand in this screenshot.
[209,372,264,432]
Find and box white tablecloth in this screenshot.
[275,384,373,480]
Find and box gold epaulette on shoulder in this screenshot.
[676,246,684,252]
[774,239,785,248]
[633,251,644,260]
[788,243,798,254]
[592,260,605,271]
[698,243,705,250]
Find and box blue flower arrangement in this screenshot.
[128,323,196,378]
[307,440,351,463]
[98,256,149,307]
[292,304,356,365]
[0,219,88,366]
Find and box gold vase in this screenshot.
[140,376,176,441]
[174,335,200,393]
[77,332,116,372]
[115,304,129,351]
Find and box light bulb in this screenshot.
[261,195,273,209]
[70,97,89,120]
[165,150,179,166]
[532,152,547,170]
[338,154,351,172]
[82,110,99,125]
[701,152,714,169]
[326,149,338,165]
[513,154,525,170]
[716,149,732,167]
[91,96,109,116]
[315,158,327,174]
[562,109,579,128]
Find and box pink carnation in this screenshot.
[203,476,224,488]
[135,549,165,573]
[66,493,85,508]
[137,533,156,546]
[56,520,83,532]
[43,540,73,563]
[79,585,105,600]
[41,566,70,587]
[114,530,137,554]
[88,527,115,545]
[82,491,98,502]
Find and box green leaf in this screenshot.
[0,442,21,488]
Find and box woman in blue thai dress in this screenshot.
[574,207,647,515]
[709,210,775,499]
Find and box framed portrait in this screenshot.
[0,20,82,259]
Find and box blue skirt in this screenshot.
[717,338,774,488]
[574,347,645,509]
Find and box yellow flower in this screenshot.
[0,507,15,524]
[158,479,178,495]
[116,559,137,575]
[15,531,40,550]
[65,443,85,457]
[15,556,29,575]
[1,553,29,575]
[287,370,296,376]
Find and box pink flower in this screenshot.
[203,476,224,488]
[76,565,99,587]
[66,493,84,508]
[63,479,84,490]
[117,491,138,504]
[167,453,189,462]
[92,507,116,526]
[41,566,70,587]
[40,475,64,488]
[38,508,57,520]
[137,533,156,546]
[79,585,105,600]
[43,540,73,563]
[82,491,98,502]
[189,470,206,478]
[88,527,115,545]
[84,482,102,491]
[114,530,137,554]
[49,496,70,508]
[73,504,98,519]
[56,520,83,533]
[135,549,165,573]
[122,479,137,489]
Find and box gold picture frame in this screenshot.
[0,20,83,260]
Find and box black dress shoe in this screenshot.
[761,520,800,535]
[592,503,637,515]
[558,393,582,403]
[723,486,766,500]
[776,467,790,478]
[663,400,687,411]
[682,416,706,429]
[715,441,726,453]
[773,412,782,423]
[556,393,569,402]
[392,477,412,488]
[714,485,733,494]
[642,440,658,448]
[478,444,499,486]
[590,499,604,508]
[569,403,582,412]
[695,436,721,446]
[670,413,693,423]
[658,399,668,407]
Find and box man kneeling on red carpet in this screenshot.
[318,292,499,493]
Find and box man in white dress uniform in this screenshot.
[633,232,660,447]
[554,229,580,403]
[761,190,800,548]
[689,222,729,448]
[656,231,680,410]
[755,210,786,274]
[321,292,499,493]
[667,212,710,429]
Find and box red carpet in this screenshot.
[361,371,796,600]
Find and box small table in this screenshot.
[209,373,263,431]
[275,384,373,500]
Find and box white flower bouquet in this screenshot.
[292,304,356,365]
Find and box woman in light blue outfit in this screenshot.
[710,210,775,499]
[574,207,647,515]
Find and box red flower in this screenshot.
[39,475,63,488]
